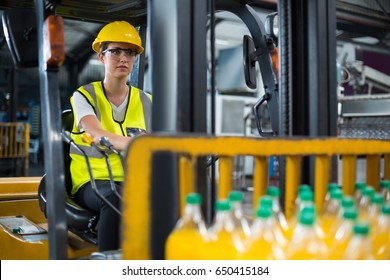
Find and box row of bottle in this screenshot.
[287,184,390,260]
[165,181,390,260]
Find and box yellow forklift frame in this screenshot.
[122,135,390,259]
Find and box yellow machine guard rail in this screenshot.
[0,122,30,176]
[121,135,390,259]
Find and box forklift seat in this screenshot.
[37,109,99,245]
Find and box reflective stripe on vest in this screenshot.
[69,81,152,195]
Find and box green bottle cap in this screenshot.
[343,207,358,220]
[228,191,243,202]
[186,193,202,204]
[300,191,314,201]
[298,184,312,193]
[354,182,366,191]
[362,187,375,198]
[330,189,343,200]
[328,183,340,192]
[341,196,354,208]
[258,195,273,208]
[380,180,390,189]
[299,212,315,225]
[267,186,280,198]
[256,206,272,218]
[371,193,384,205]
[353,223,370,235]
[382,204,390,215]
[301,205,316,215]
[215,200,231,211]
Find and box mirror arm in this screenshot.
[248,48,263,65]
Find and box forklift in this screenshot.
[1,0,388,260]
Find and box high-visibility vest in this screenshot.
[69,81,152,195]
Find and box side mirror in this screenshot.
[265,12,278,45]
[243,35,257,89]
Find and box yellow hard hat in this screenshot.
[92,21,144,54]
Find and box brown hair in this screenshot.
[100,42,111,53]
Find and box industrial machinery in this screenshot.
[0,0,389,260]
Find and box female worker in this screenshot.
[69,21,152,251]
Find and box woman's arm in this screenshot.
[80,115,132,151]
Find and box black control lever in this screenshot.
[99,136,125,167]
[82,133,123,202]
[62,130,122,216]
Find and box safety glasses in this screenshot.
[102,48,137,60]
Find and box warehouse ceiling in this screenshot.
[0,0,148,100]
[336,0,390,51]
[0,1,148,58]
[0,0,389,107]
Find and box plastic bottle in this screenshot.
[322,183,341,211]
[338,196,355,219]
[320,189,343,246]
[287,190,316,240]
[285,210,328,260]
[327,207,358,259]
[380,180,390,204]
[240,206,285,260]
[293,190,315,219]
[372,204,390,259]
[206,200,244,259]
[343,223,374,260]
[298,191,315,210]
[257,195,288,248]
[228,191,251,238]
[165,193,209,260]
[258,195,273,209]
[294,184,312,211]
[358,186,375,222]
[329,195,355,237]
[301,205,326,242]
[354,182,366,205]
[368,193,384,231]
[267,186,289,236]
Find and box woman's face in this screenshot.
[98,42,138,80]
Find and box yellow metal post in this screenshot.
[179,155,195,215]
[384,154,390,181]
[314,155,330,212]
[285,155,301,220]
[342,155,356,196]
[253,156,268,210]
[366,155,380,191]
[218,156,233,199]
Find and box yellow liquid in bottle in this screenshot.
[344,223,374,260]
[205,230,241,260]
[372,230,390,260]
[372,209,390,260]
[287,234,328,260]
[165,229,207,260]
[327,209,357,259]
[286,212,327,260]
[327,222,354,259]
[240,231,285,260]
[320,215,341,247]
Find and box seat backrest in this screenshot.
[62,109,74,196]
